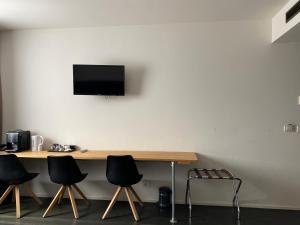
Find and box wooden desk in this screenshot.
[13,150,197,164]
[9,150,198,223]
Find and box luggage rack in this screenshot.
[185,168,242,219]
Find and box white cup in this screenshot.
[32,135,44,151]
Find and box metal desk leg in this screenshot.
[188,180,192,218]
[232,178,242,220]
[170,161,177,223]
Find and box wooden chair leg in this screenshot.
[128,186,144,207]
[57,186,66,205]
[24,182,43,205]
[124,187,139,221]
[101,186,122,220]
[72,184,90,206]
[0,185,14,205]
[43,185,65,218]
[67,186,79,219]
[15,186,21,219]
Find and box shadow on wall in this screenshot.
[193,153,291,205]
[98,60,147,97]
[125,66,146,96]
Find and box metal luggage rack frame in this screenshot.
[185,168,242,219]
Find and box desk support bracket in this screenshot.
[170,161,177,223]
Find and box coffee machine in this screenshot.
[6,130,31,152]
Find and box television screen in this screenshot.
[73,64,125,96]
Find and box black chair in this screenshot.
[43,156,89,219]
[0,154,42,218]
[102,155,143,221]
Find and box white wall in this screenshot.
[272,0,300,42]
[1,20,300,209]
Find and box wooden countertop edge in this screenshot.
[1,150,198,164]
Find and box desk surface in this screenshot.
[9,150,197,164]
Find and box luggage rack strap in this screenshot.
[193,168,202,178]
[212,169,222,179]
[189,168,235,179]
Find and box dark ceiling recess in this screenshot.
[286,0,300,23]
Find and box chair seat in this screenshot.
[103,155,143,221]
[1,172,39,185]
[44,156,89,219]
[51,173,88,185]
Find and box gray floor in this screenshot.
[0,197,300,225]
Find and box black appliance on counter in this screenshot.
[6,130,31,152]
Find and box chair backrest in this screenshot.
[47,156,82,184]
[106,155,140,186]
[0,154,28,182]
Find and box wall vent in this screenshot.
[286,0,300,23]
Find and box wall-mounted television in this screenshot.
[73,64,125,96]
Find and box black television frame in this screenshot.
[73,64,125,96]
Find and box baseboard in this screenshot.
[28,193,300,211]
[175,200,300,211]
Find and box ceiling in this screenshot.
[0,0,290,30]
